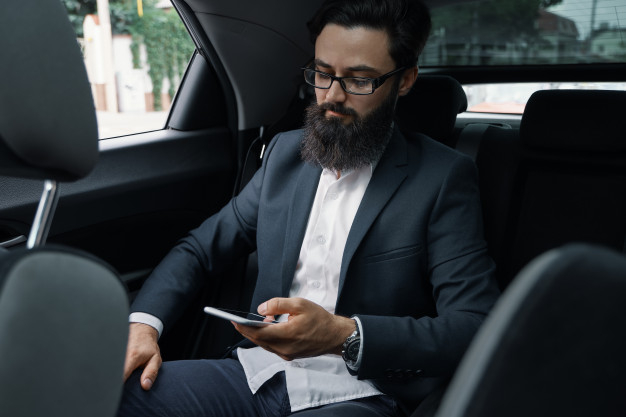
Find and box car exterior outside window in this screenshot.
[62,0,195,138]
[424,0,626,113]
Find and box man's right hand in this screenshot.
[123,322,162,391]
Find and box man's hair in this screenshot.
[308,0,432,68]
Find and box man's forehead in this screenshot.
[314,24,393,73]
[313,58,378,73]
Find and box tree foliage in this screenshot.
[119,0,194,110]
[61,0,194,111]
[61,0,96,37]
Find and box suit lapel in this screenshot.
[338,128,409,296]
[280,162,322,296]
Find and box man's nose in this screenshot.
[324,79,347,103]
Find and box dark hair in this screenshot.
[308,0,432,68]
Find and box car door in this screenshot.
[0,3,253,361]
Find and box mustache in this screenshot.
[317,102,358,118]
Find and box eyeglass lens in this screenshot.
[304,69,373,94]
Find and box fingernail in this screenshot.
[258,302,267,315]
[143,378,153,390]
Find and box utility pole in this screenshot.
[96,0,118,112]
[589,0,598,55]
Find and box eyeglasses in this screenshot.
[302,67,407,95]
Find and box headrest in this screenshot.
[521,89,626,152]
[395,75,467,142]
[0,0,98,182]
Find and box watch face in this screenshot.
[347,340,360,360]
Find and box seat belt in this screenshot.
[238,84,313,193]
[238,126,270,193]
[455,123,490,161]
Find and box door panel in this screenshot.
[0,126,234,277]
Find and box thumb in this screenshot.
[258,297,302,316]
[140,353,162,391]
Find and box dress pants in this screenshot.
[117,358,401,417]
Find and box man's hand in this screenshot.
[123,323,162,391]
[232,297,356,361]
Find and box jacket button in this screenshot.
[385,369,395,379]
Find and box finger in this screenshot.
[123,348,146,382]
[140,353,162,391]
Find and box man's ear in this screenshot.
[398,66,418,97]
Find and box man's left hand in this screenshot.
[232,297,355,361]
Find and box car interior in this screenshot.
[1,0,625,415]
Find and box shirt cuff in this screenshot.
[346,315,364,372]
[129,312,163,339]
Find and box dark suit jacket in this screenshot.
[132,127,499,412]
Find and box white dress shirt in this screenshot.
[237,165,382,411]
[130,164,383,412]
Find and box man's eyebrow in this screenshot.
[313,59,380,75]
[313,58,332,69]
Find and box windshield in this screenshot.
[422,0,626,66]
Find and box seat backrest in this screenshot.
[395,75,468,147]
[435,243,626,417]
[0,1,129,416]
[0,0,98,182]
[0,247,129,417]
[474,89,626,289]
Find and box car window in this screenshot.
[463,81,626,113]
[62,0,195,138]
[424,0,625,113]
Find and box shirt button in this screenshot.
[317,235,326,245]
[327,192,338,200]
[311,281,321,289]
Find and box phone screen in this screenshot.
[203,306,277,327]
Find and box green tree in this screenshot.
[61,0,96,37]
[62,0,194,110]
[119,0,194,110]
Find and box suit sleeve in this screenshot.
[356,154,499,380]
[129,135,283,332]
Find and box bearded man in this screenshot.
[118,1,499,416]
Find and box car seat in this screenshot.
[434,243,626,417]
[474,89,626,289]
[395,75,468,147]
[0,1,129,416]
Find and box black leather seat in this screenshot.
[434,243,626,417]
[396,75,468,147]
[0,1,129,416]
[474,89,626,289]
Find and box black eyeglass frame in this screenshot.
[302,66,408,95]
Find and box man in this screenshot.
[118,0,499,416]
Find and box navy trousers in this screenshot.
[117,358,401,417]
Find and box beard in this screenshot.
[300,86,398,172]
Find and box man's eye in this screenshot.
[315,71,331,79]
[347,78,371,90]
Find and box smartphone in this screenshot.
[203,306,278,327]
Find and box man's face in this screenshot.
[300,24,416,171]
[313,24,413,122]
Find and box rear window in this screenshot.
[423,0,626,114]
[423,0,626,66]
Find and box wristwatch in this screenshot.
[341,318,360,367]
